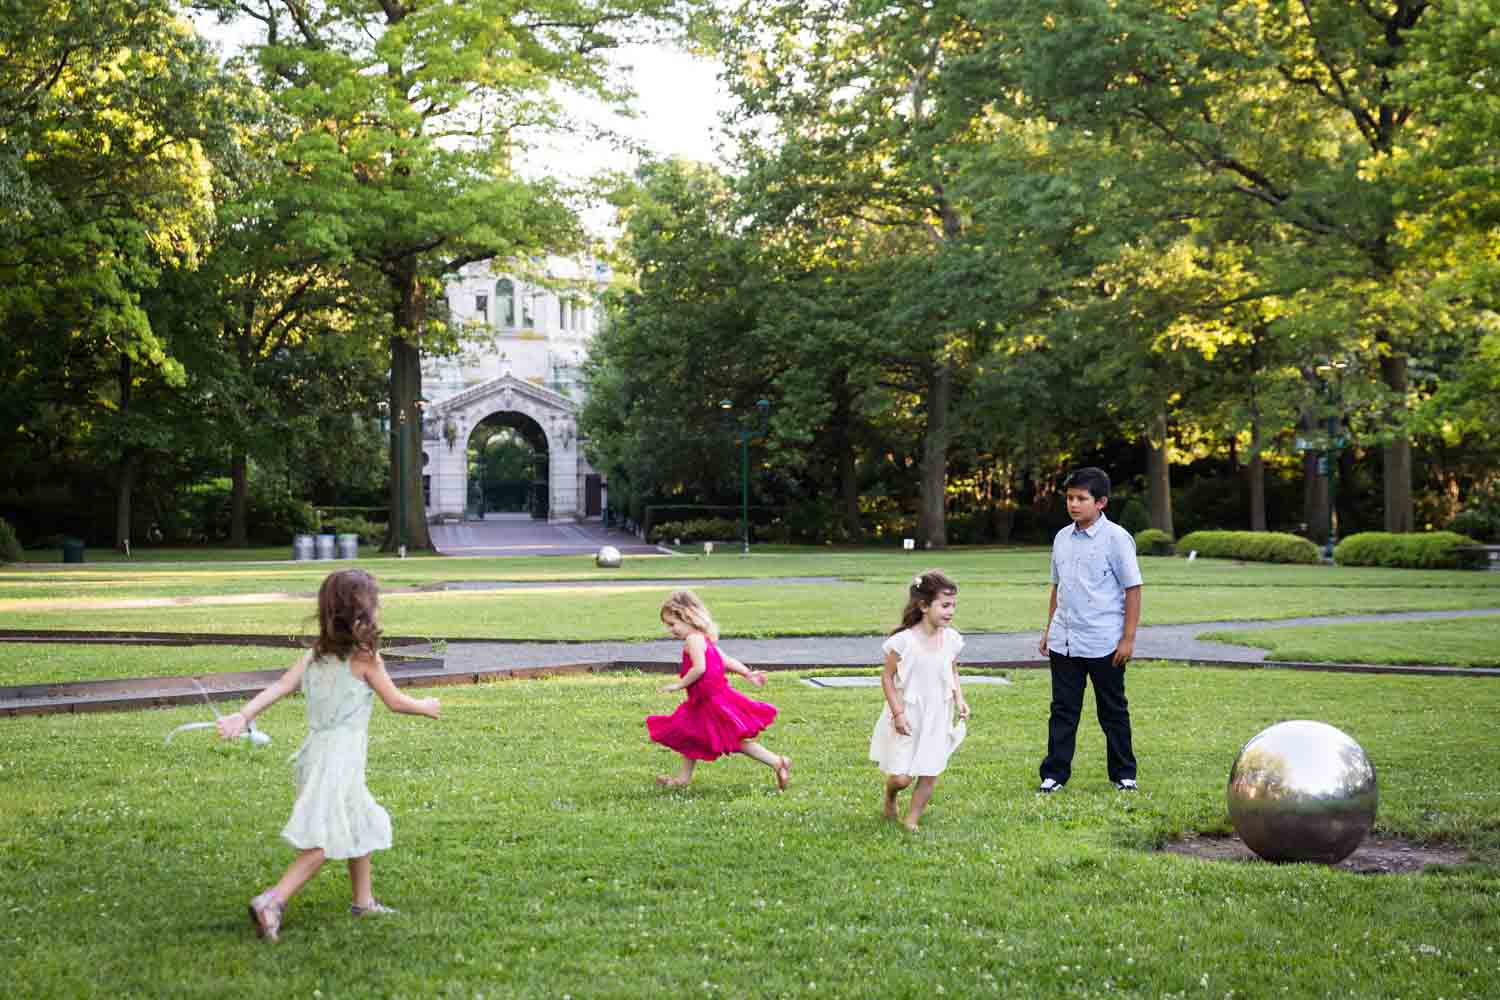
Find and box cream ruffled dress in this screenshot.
[280,655,393,860]
[869,627,966,777]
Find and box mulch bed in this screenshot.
[1162,833,1469,874]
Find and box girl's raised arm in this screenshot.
[720,650,768,688]
[355,652,440,719]
[218,652,312,739]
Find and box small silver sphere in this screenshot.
[595,545,622,568]
[1227,720,1377,863]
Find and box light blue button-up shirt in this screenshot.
[1046,512,1143,658]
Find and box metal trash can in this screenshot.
[315,533,336,560]
[336,533,358,560]
[62,537,85,563]
[292,534,315,561]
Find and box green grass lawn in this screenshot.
[1201,616,1500,667]
[0,644,303,687]
[3,666,1497,998]
[3,552,1498,643]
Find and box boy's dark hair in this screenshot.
[1063,466,1111,500]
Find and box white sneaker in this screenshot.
[1037,778,1064,793]
[1114,779,1139,792]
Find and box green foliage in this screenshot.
[161,477,316,544]
[0,517,23,562]
[1447,508,1499,544]
[647,518,744,545]
[1333,531,1479,570]
[1114,496,1151,535]
[320,515,382,543]
[1134,528,1175,556]
[1175,530,1321,565]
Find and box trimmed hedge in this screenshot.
[1333,531,1479,569]
[1175,530,1320,564]
[1134,528,1175,556]
[648,517,746,545]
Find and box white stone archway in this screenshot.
[422,375,595,522]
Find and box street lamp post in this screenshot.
[1316,361,1347,560]
[720,398,771,555]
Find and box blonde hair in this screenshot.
[660,589,720,641]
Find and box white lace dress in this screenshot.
[869,627,966,777]
[280,655,393,860]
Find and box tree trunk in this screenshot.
[1146,411,1174,535]
[114,454,137,550]
[831,386,861,541]
[1300,433,1330,546]
[1248,453,1267,532]
[229,451,249,547]
[1380,352,1413,532]
[386,264,433,552]
[113,355,135,550]
[916,362,952,549]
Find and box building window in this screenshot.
[475,294,488,321]
[521,289,533,328]
[497,279,515,327]
[559,298,566,329]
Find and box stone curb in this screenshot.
[5,655,1496,717]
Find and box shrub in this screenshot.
[1175,530,1320,564]
[1447,508,1499,544]
[321,515,383,543]
[1333,531,1479,569]
[647,517,744,545]
[1114,496,1150,535]
[0,517,23,562]
[1134,528,1175,556]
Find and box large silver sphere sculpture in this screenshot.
[1227,720,1377,863]
[595,545,623,569]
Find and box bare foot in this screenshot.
[902,820,921,833]
[883,789,900,820]
[656,774,690,788]
[774,755,792,791]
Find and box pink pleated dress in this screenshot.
[646,640,778,760]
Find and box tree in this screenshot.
[582,160,767,520]
[713,0,1014,547]
[206,0,681,549]
[1,0,234,546]
[990,0,1464,533]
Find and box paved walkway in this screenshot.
[4,608,1497,716]
[429,513,663,557]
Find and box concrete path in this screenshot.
[4,608,1497,716]
[429,513,663,557]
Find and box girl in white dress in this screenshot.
[869,570,970,831]
[217,569,441,942]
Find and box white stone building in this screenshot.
[420,258,608,522]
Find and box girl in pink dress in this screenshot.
[646,589,791,790]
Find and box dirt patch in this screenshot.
[1162,833,1468,875]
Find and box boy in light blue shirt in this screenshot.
[1036,467,1143,793]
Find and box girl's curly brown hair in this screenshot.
[313,569,382,660]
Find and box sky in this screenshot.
[189,13,732,234]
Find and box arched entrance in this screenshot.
[422,374,598,523]
[468,412,549,519]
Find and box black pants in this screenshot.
[1040,650,1136,785]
